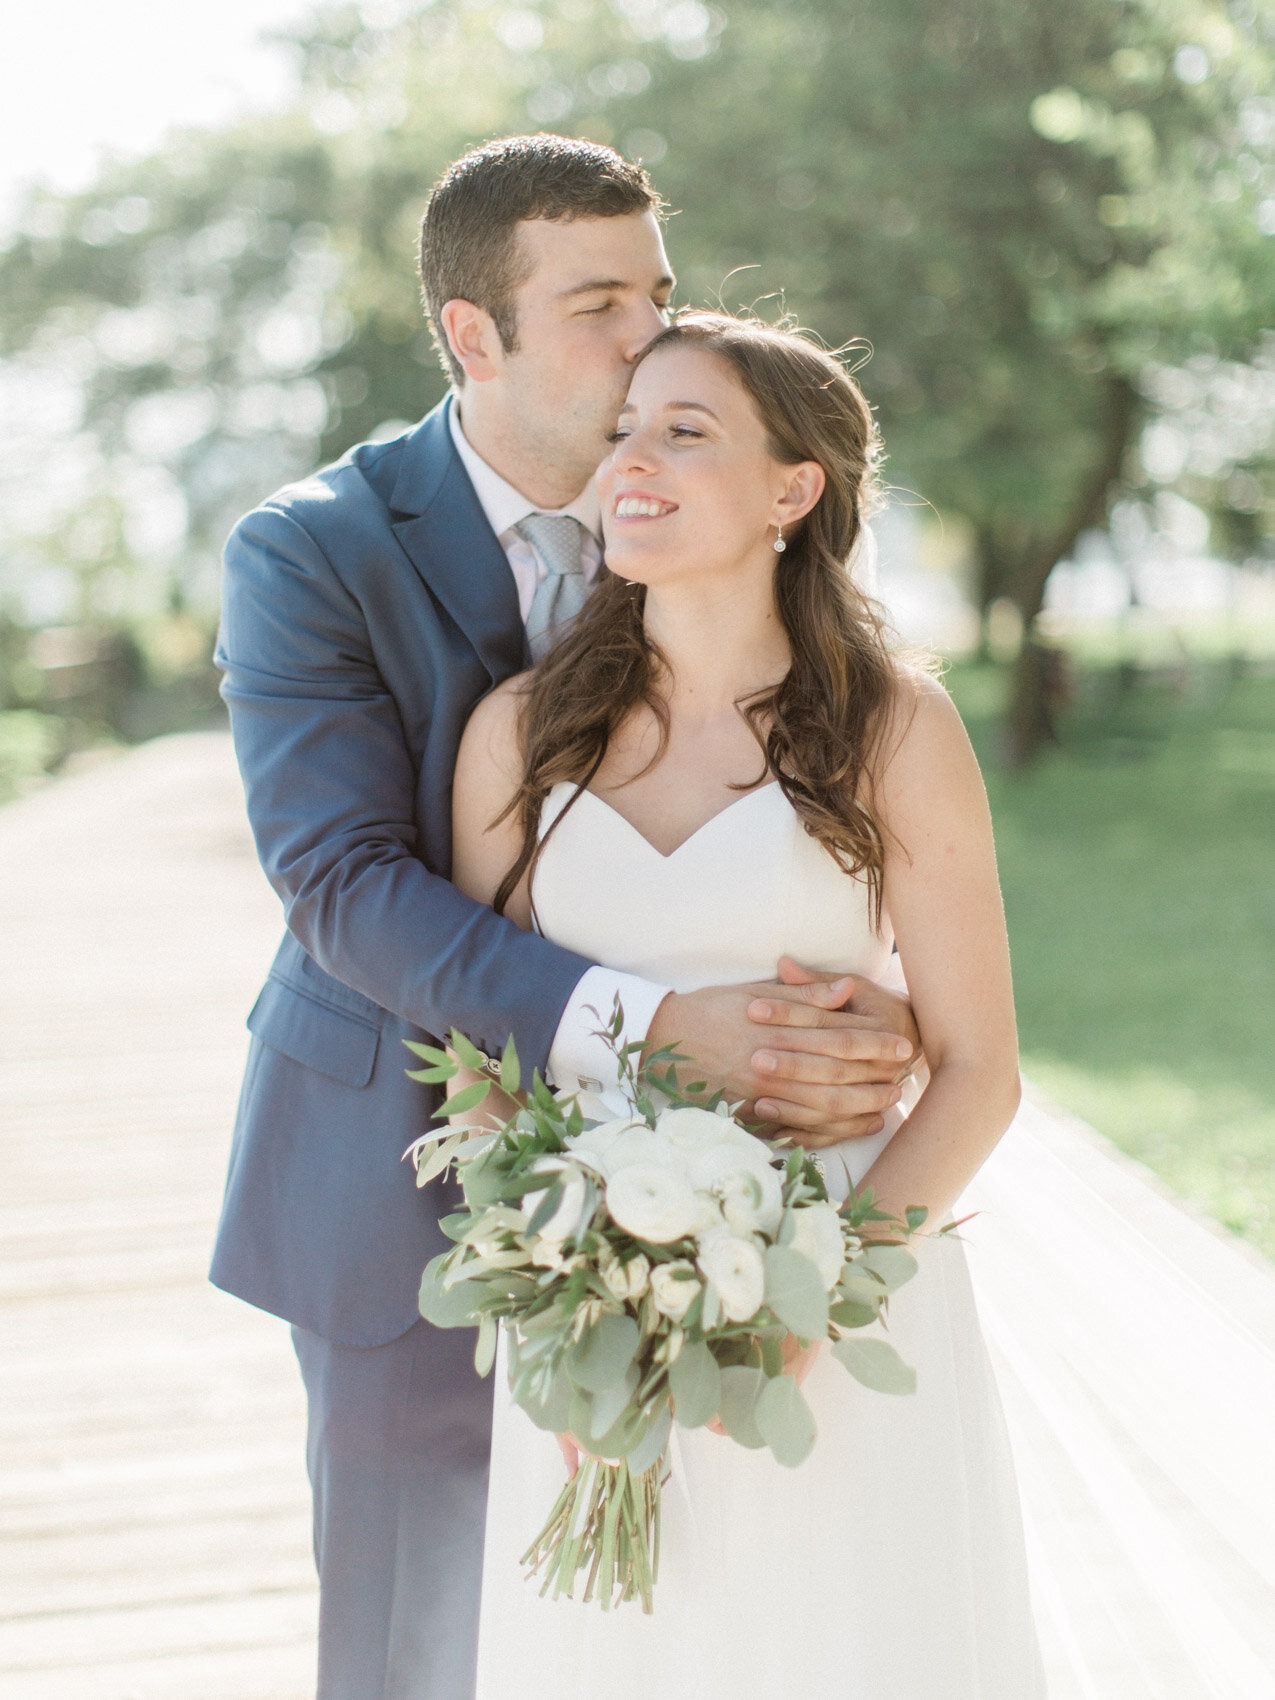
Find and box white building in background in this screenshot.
[869,499,980,656]
[1045,494,1270,628]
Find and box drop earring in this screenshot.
[773,525,786,554]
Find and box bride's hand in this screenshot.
[555,1431,616,1477]
[773,959,922,1080]
[707,1334,824,1435]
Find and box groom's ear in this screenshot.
[773,461,826,530]
[439,299,502,385]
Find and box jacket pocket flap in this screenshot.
[248,977,380,1088]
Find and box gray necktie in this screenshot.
[517,513,590,661]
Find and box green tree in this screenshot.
[2,0,1272,757]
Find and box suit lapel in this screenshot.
[390,401,529,683]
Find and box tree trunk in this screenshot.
[1004,375,1138,766]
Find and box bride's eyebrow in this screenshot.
[615,400,722,423]
[663,401,721,422]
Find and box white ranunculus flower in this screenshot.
[656,1105,738,1154]
[605,1163,699,1243]
[719,1172,781,1236]
[566,1116,646,1175]
[522,1158,590,1246]
[691,1188,724,1238]
[697,1230,767,1323]
[600,1246,651,1303]
[687,1142,784,1235]
[603,1124,685,1178]
[789,1202,847,1289]
[650,1259,702,1321]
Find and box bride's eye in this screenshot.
[670,425,703,441]
[605,427,631,443]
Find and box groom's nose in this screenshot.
[621,296,670,362]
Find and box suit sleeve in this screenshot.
[216,500,593,1069]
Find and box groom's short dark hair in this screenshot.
[419,134,663,385]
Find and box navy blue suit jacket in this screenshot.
[210,400,595,1346]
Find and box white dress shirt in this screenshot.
[448,395,672,1096]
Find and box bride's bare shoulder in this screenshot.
[457,671,533,785]
[876,661,960,749]
[871,663,979,802]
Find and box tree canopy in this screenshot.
[2,0,1273,754]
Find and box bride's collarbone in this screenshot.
[584,712,777,856]
[584,769,778,860]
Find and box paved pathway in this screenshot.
[0,735,313,1699]
[2,732,1273,1698]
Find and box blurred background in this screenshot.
[2,0,1273,1259]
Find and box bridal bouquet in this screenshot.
[405,1008,927,1613]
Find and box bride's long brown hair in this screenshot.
[492,311,901,923]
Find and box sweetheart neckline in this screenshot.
[551,780,784,862]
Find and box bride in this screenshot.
[448,311,1047,1697]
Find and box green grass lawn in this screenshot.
[947,657,1275,1261]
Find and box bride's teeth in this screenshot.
[616,497,668,517]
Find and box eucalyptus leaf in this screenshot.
[625,1402,672,1475]
[418,1260,483,1329]
[837,1270,887,1306]
[589,1364,641,1442]
[439,1211,470,1242]
[479,1273,540,1304]
[763,1245,829,1339]
[415,1129,464,1187]
[699,1282,721,1331]
[756,1372,818,1467]
[461,1155,511,1209]
[567,1312,640,1394]
[668,1340,721,1428]
[589,1400,647,1460]
[526,1179,564,1238]
[474,1313,498,1377]
[829,1296,880,1329]
[435,1078,491,1119]
[517,1368,574,1434]
[832,1335,917,1395]
[567,1392,594,1447]
[717,1365,768,1449]
[859,1244,919,1290]
[760,1334,785,1378]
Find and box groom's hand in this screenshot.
[646,962,918,1146]
[748,957,923,1146]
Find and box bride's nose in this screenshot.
[612,426,661,476]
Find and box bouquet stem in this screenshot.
[521,1455,663,1614]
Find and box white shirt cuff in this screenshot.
[547,967,672,1098]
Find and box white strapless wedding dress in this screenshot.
[474,781,1048,1700]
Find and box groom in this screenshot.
[212,134,917,1699]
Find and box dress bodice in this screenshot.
[531,780,909,1195]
